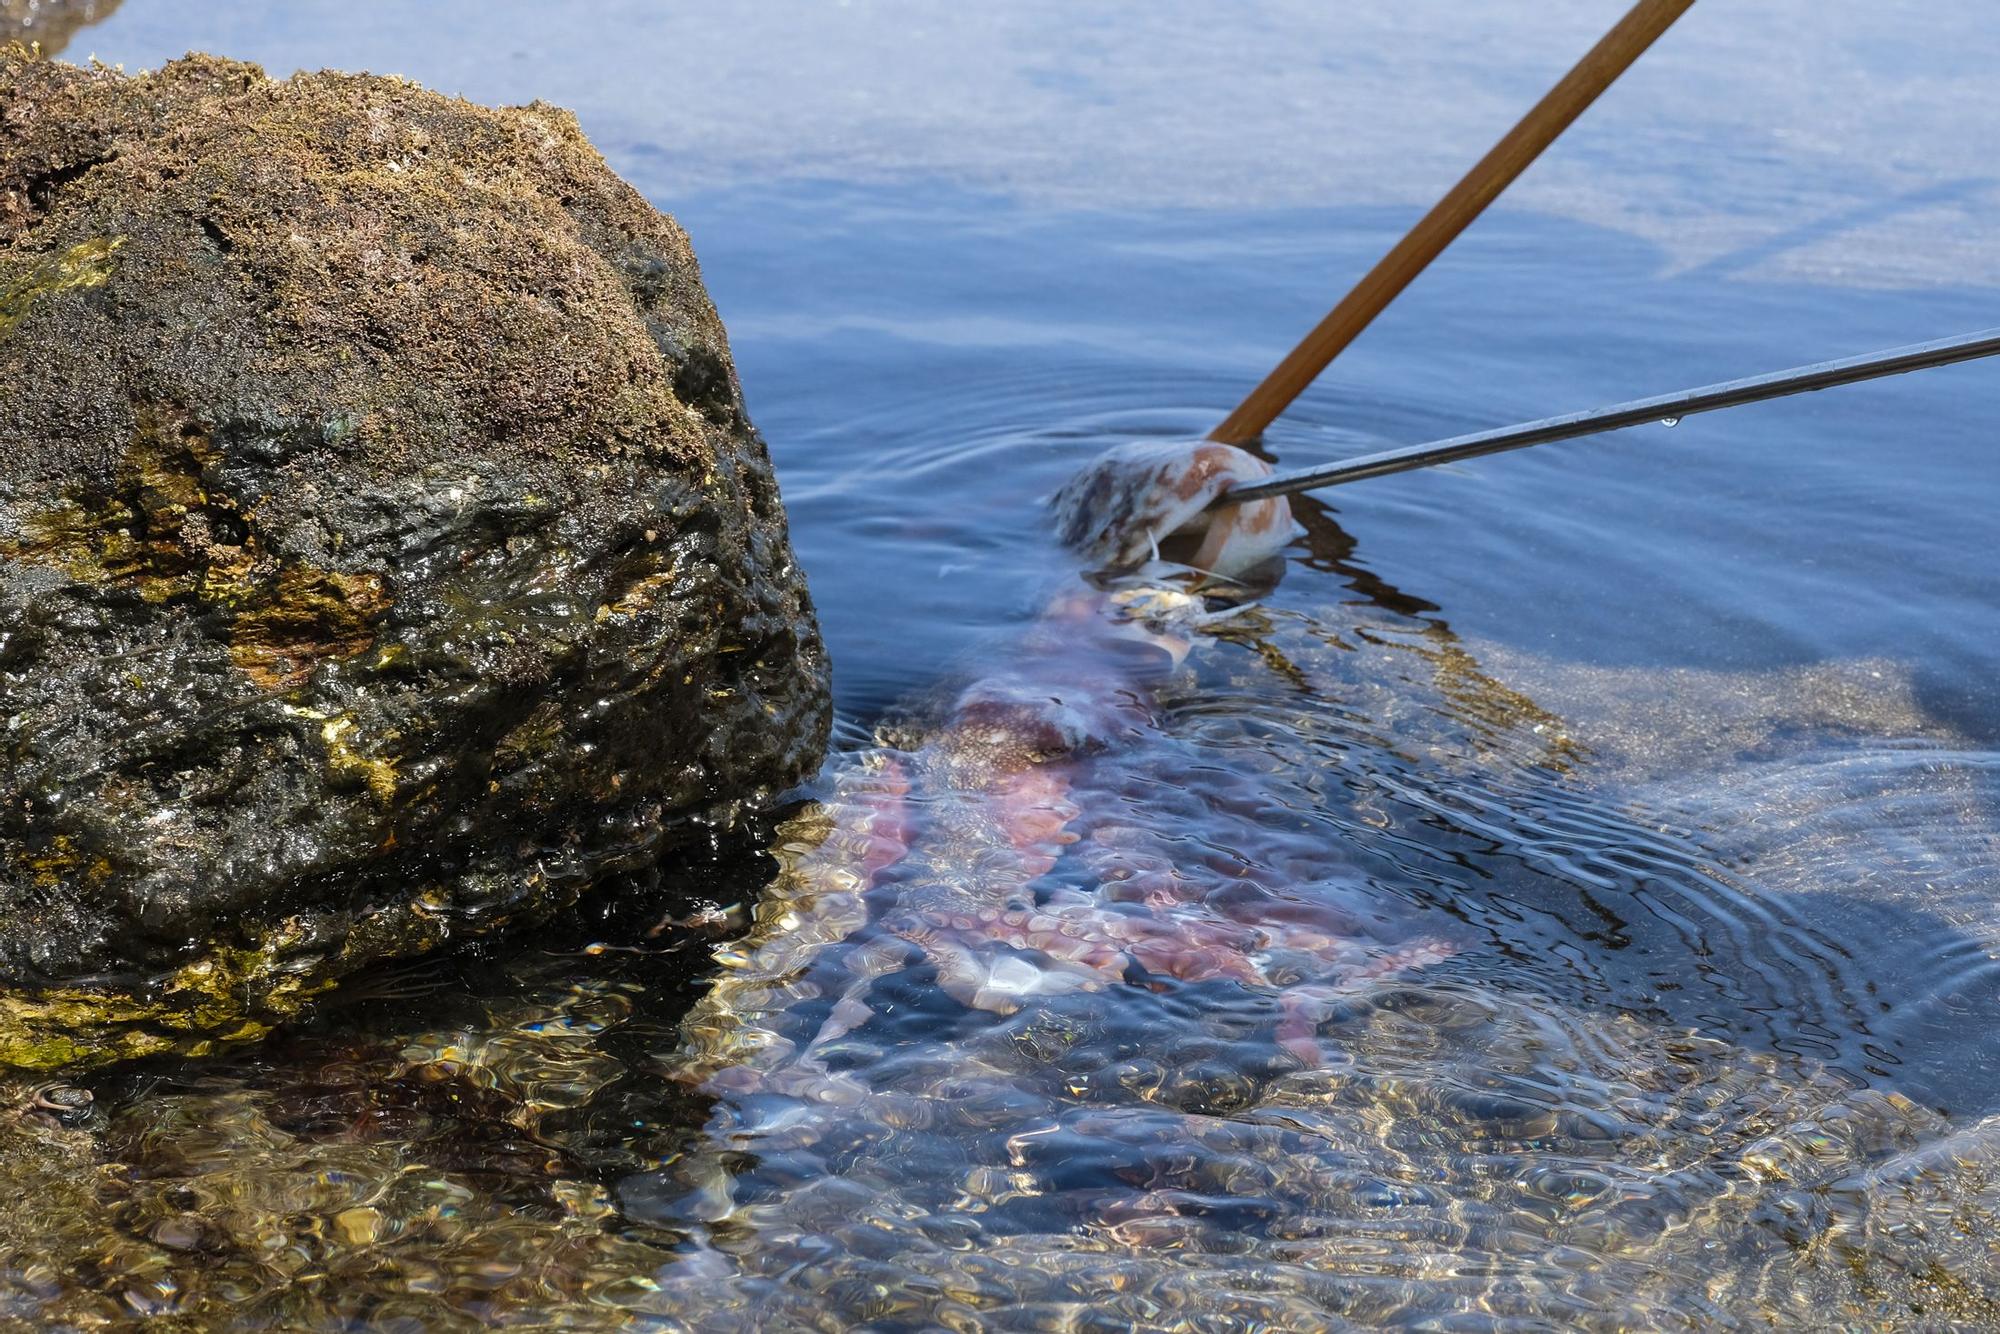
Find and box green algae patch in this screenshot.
[0,50,828,1070]
[0,859,598,1070]
[0,235,122,339]
[0,926,328,1070]
[287,705,402,804]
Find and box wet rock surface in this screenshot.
[0,51,829,1067]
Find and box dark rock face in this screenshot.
[0,51,830,1066]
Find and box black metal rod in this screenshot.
[1220,327,2000,505]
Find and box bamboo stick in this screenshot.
[1209,0,1697,446]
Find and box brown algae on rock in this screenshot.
[0,47,829,1068]
[6,419,395,688]
[229,568,392,689]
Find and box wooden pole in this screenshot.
[1209,0,1697,446]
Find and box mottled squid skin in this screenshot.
[681,442,1454,1101]
[1050,439,1299,577]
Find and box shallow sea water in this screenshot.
[10,2,2000,1328]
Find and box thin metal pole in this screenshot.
[1210,0,1697,446]
[1219,328,2000,505]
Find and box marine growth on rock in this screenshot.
[0,49,830,1068]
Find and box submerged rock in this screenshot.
[0,50,829,1067]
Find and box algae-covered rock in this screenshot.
[0,50,830,1068]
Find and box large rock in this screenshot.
[0,51,830,1067]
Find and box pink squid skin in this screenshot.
[809,676,1453,1068]
[1048,439,1299,578]
[768,442,1455,1073]
[847,755,916,883]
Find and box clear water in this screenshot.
[11,2,2000,1327]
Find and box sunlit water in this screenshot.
[9,3,2000,1328]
